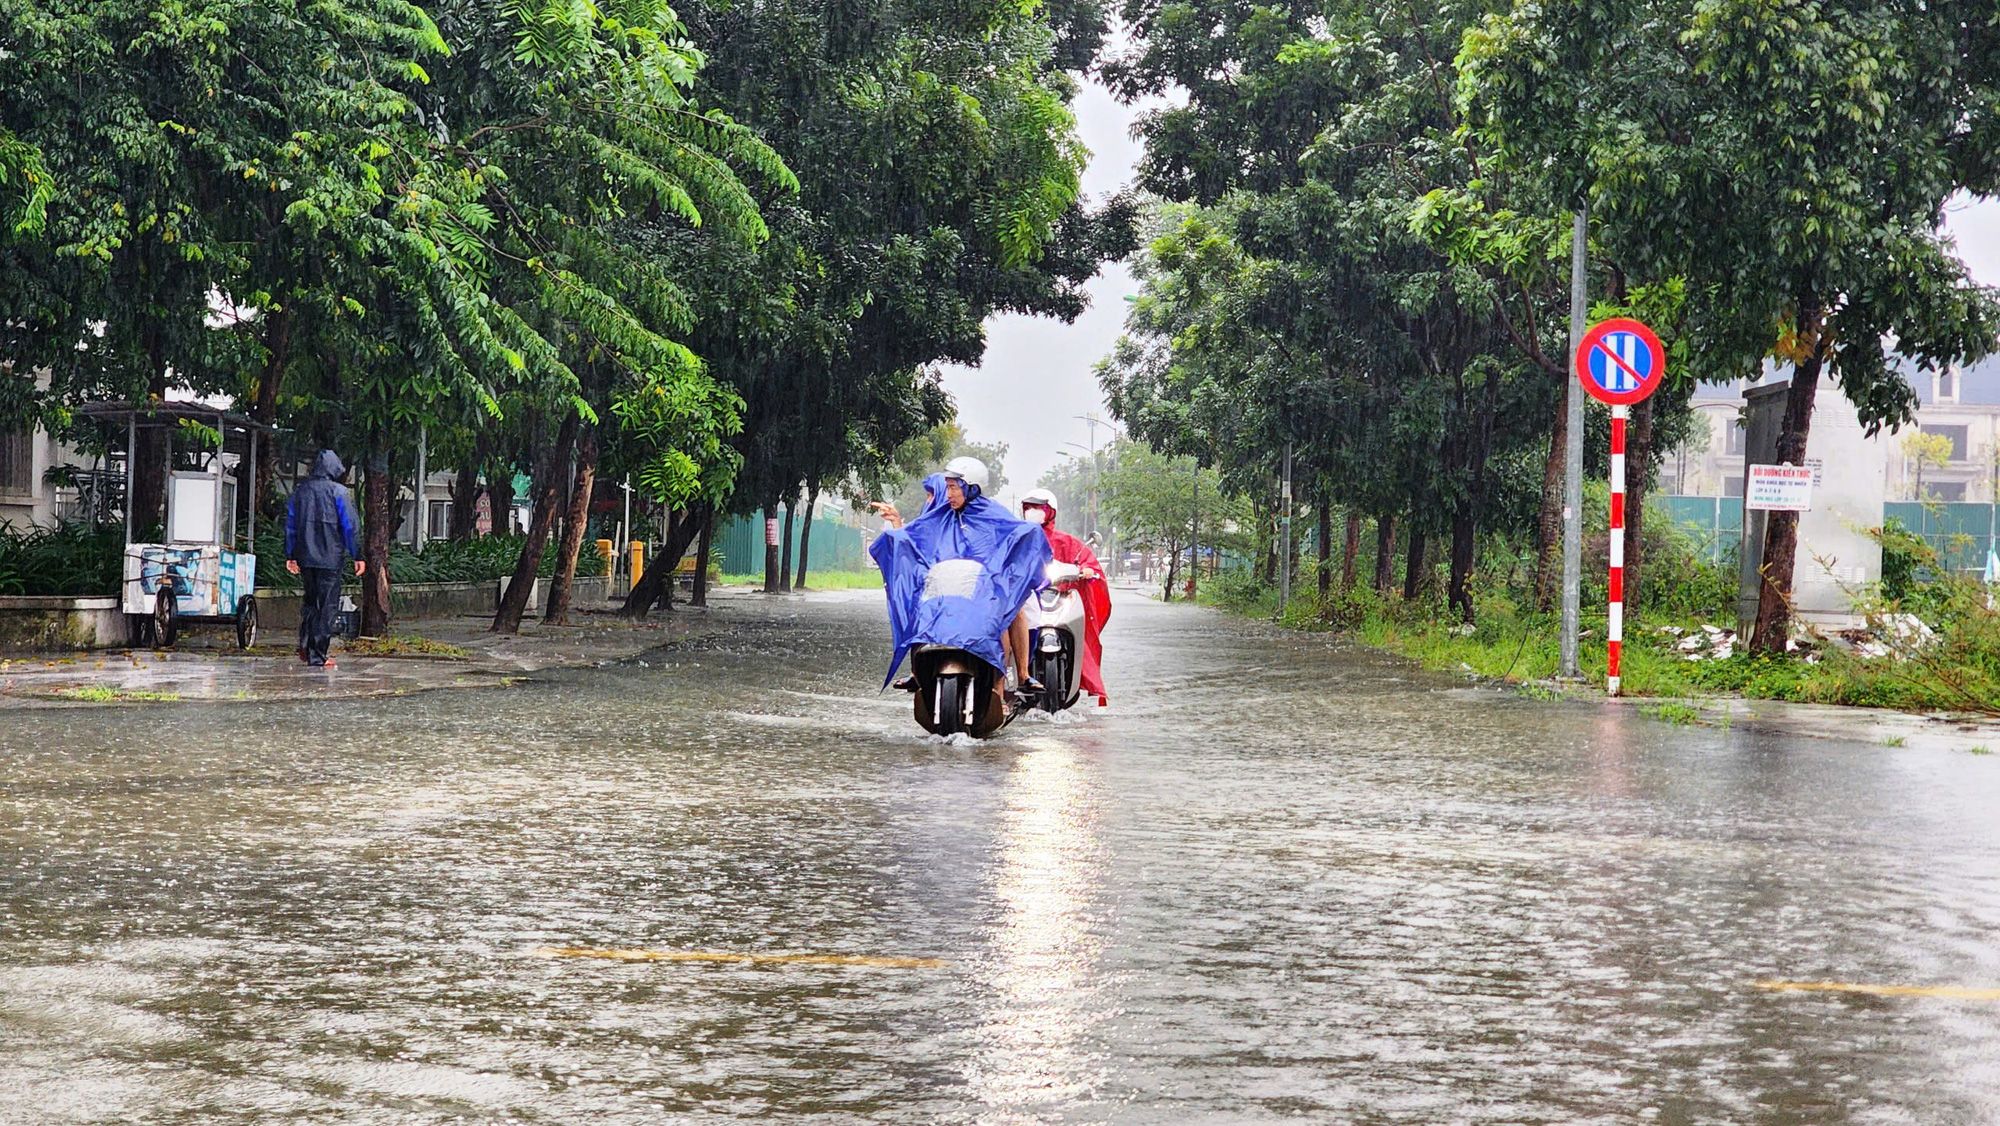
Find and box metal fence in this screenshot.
[1655,495,2000,573]
[715,510,869,575]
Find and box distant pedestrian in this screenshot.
[284,451,365,668]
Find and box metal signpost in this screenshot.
[1574,317,1665,696]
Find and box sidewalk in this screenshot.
[0,591,747,708]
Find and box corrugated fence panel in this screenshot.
[716,511,869,576]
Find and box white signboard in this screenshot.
[1745,464,1814,512]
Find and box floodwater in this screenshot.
[4,591,2000,1124]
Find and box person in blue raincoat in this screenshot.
[869,457,1053,694]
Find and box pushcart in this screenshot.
[78,404,270,650]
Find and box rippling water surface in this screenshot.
[4,592,2000,1124]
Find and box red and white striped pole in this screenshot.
[1608,404,1627,695]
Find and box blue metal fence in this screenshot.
[714,510,868,575]
[1655,495,2000,573]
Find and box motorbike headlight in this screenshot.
[1037,589,1062,610]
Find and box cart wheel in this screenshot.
[128,613,154,649]
[236,596,258,651]
[154,582,178,650]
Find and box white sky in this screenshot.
[939,75,2000,497]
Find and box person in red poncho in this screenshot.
[1019,488,1111,705]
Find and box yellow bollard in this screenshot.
[628,541,645,584]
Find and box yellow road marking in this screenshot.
[534,946,946,969]
[1756,980,2000,1001]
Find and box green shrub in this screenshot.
[0,524,124,596]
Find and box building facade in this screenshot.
[1662,355,2000,501]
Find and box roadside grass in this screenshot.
[54,685,183,703]
[1189,529,2000,717]
[718,570,883,590]
[343,634,474,659]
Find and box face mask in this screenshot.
[1024,507,1047,525]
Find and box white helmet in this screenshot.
[942,456,989,491]
[1020,487,1058,511]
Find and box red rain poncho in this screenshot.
[1042,524,1111,703]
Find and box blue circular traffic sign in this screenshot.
[1575,318,1665,406]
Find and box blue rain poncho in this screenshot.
[871,474,1053,685]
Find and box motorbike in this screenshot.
[903,559,1018,738]
[1027,561,1088,713]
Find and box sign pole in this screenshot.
[1561,208,1587,679]
[1574,315,1664,696]
[1608,404,1627,695]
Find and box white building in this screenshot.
[1663,355,2000,502]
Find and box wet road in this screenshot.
[4,592,2000,1124]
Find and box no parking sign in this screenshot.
[1576,318,1665,406]
[1573,317,1664,696]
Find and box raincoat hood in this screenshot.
[310,450,346,482]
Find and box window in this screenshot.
[1928,424,1969,462]
[0,429,31,495]
[1939,368,1956,401]
[1724,476,1746,498]
[1932,481,1967,502]
[427,500,450,540]
[1724,421,1746,456]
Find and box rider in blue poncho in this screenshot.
[869,458,1053,693]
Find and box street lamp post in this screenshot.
[1073,414,1123,574]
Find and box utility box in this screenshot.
[1736,372,1887,638]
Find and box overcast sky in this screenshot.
[939,75,2000,499]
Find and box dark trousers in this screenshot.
[298,566,343,665]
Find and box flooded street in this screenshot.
[4,592,2000,1124]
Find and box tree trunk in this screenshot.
[1317,491,1333,599]
[360,451,394,637]
[620,507,701,619]
[762,502,782,592]
[542,425,598,626]
[1625,393,1658,612]
[1450,365,1505,622]
[1162,535,1180,602]
[1532,387,1568,611]
[1449,507,1476,621]
[132,362,170,537]
[796,481,818,590]
[779,491,796,591]
[1751,318,1827,654]
[1341,511,1361,591]
[251,308,290,518]
[449,439,484,539]
[1373,516,1397,597]
[487,454,516,537]
[690,505,713,608]
[1189,478,1200,603]
[492,414,577,634]
[1403,528,1427,602]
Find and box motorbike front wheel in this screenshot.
[1032,650,1067,713]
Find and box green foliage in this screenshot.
[252,527,606,590]
[0,524,124,597]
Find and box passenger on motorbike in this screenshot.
[1019,488,1112,704]
[870,457,1052,698]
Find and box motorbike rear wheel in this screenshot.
[932,673,966,735]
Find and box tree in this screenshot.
[1458,0,2000,650]
[1100,440,1242,601]
[1904,431,1955,502]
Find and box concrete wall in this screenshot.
[0,596,129,650]
[0,577,608,651]
[1735,375,1886,635]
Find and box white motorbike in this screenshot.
[1027,561,1089,713]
